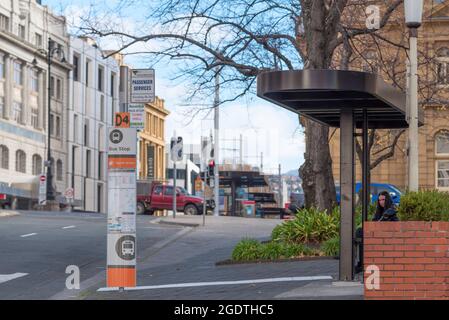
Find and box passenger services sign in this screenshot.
[130,69,155,103]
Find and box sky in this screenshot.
[43,0,305,174]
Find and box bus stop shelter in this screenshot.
[257,69,424,281]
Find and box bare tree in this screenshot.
[77,0,432,212]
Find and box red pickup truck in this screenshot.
[136,183,206,215]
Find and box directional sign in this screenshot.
[115,112,130,128]
[131,69,155,103]
[38,174,46,205]
[128,104,145,129]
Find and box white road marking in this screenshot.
[0,273,28,284]
[20,233,37,238]
[62,225,76,229]
[97,276,333,292]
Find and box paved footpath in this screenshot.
[78,215,363,300]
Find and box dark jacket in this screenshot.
[372,207,399,222]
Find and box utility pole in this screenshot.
[172,131,177,219]
[240,134,243,170]
[213,68,220,216]
[278,164,283,208]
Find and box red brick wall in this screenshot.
[364,222,449,300]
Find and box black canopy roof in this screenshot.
[257,70,424,129]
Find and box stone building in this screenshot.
[0,0,70,208]
[67,36,120,212]
[329,0,449,192]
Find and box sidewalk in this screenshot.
[0,210,20,218]
[80,215,363,300]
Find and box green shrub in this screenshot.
[398,190,449,221]
[231,239,319,261]
[271,207,339,244]
[321,237,340,257]
[231,238,262,261]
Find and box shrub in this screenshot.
[398,190,449,221]
[231,239,319,261]
[321,237,340,257]
[231,238,262,261]
[271,207,339,244]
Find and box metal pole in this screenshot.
[278,164,283,208]
[362,109,369,222]
[173,161,176,219]
[340,109,355,281]
[214,68,220,216]
[240,134,243,170]
[408,28,419,191]
[173,131,177,219]
[46,38,54,201]
[203,170,206,226]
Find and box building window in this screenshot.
[86,59,90,86]
[74,114,79,142]
[98,66,104,92]
[0,145,9,169]
[56,116,61,138]
[436,131,449,155]
[12,102,22,123]
[73,55,79,82]
[437,47,449,85]
[30,69,38,92]
[31,108,39,129]
[15,150,26,173]
[56,79,62,100]
[0,14,9,31]
[56,160,63,181]
[18,24,25,39]
[111,73,116,97]
[100,95,105,122]
[32,154,42,175]
[98,152,104,180]
[84,120,89,146]
[0,97,4,119]
[50,114,55,135]
[14,61,22,85]
[50,76,55,97]
[0,54,4,79]
[35,33,42,47]
[437,161,449,188]
[86,150,91,177]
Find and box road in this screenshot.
[0,211,184,299]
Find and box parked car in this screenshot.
[335,182,402,206]
[136,182,209,215]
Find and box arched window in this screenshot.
[15,150,26,173]
[0,145,9,169]
[436,47,449,85]
[435,131,449,189]
[32,154,42,175]
[56,159,63,181]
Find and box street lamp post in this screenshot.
[404,0,423,192]
[33,38,66,202]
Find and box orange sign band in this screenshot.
[107,267,136,287]
[108,156,137,169]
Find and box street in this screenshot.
[0,211,184,299]
[0,212,362,300]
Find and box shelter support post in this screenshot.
[340,109,355,281]
[362,109,370,222]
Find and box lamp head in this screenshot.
[404,0,424,29]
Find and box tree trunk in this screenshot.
[298,0,340,213]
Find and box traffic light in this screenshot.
[208,160,215,177]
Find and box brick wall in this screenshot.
[364,222,449,300]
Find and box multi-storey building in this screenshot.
[0,0,70,209]
[329,0,449,192]
[67,36,119,212]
